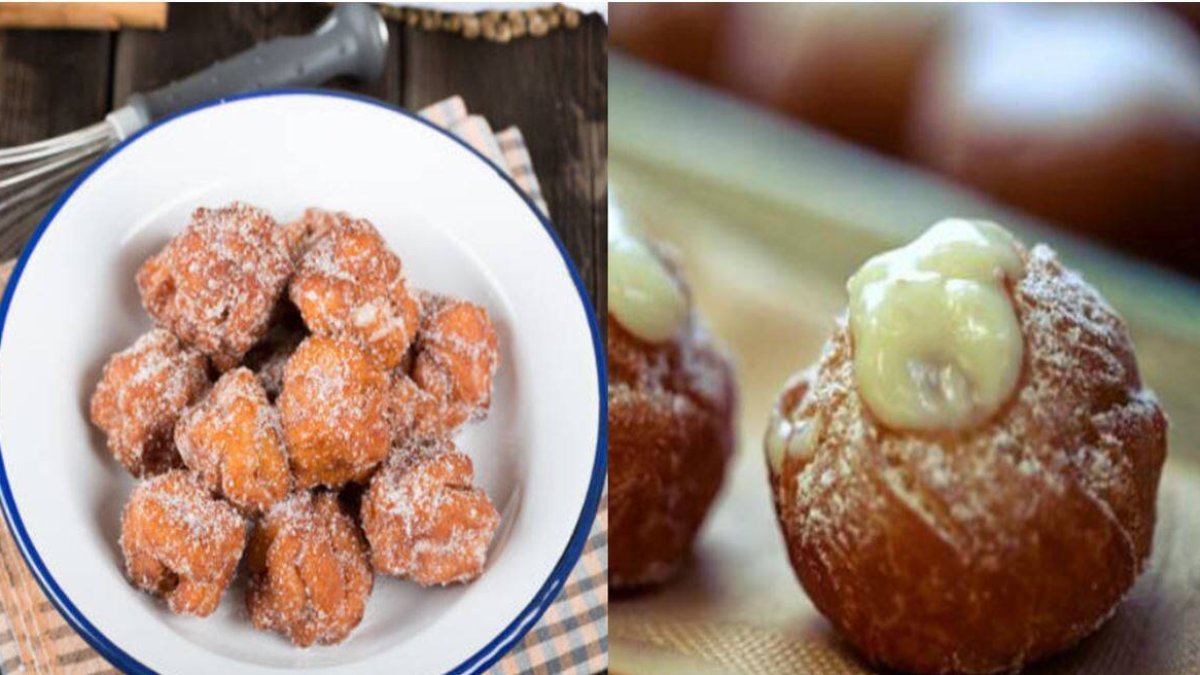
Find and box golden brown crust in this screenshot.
[136,203,292,367]
[910,7,1200,272]
[245,491,373,647]
[119,471,247,617]
[767,245,1167,674]
[89,329,210,477]
[287,211,420,370]
[361,440,499,585]
[390,373,461,441]
[390,293,500,444]
[283,207,341,261]
[175,368,292,516]
[279,336,391,489]
[412,294,500,421]
[609,253,738,590]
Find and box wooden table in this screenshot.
[0,2,608,307]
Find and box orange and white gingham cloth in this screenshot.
[0,95,607,675]
[420,95,551,218]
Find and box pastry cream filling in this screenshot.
[847,219,1025,431]
[608,199,687,343]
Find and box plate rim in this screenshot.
[0,88,607,675]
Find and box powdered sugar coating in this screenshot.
[246,491,373,647]
[89,329,210,477]
[119,471,247,617]
[390,372,458,441]
[279,336,391,489]
[408,290,501,425]
[283,207,342,261]
[392,293,500,443]
[768,244,1167,674]
[361,440,499,586]
[175,368,291,516]
[136,202,293,369]
[288,211,420,369]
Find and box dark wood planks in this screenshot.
[111,3,403,107]
[0,29,112,258]
[0,30,111,143]
[402,17,608,308]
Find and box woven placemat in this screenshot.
[0,95,607,675]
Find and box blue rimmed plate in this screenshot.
[0,90,604,674]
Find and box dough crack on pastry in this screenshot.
[768,235,1166,675]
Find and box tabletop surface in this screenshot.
[0,2,607,309]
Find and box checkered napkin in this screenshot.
[0,95,607,674]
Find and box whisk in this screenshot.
[0,2,389,255]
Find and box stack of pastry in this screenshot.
[90,202,502,646]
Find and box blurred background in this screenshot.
[612,2,1200,277]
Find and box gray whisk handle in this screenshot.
[124,3,387,126]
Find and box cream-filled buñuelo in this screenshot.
[608,196,738,590]
[766,219,1166,674]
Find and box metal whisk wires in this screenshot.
[0,121,117,254]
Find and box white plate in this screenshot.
[0,91,604,674]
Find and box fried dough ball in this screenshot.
[767,245,1167,674]
[119,471,247,616]
[609,315,736,590]
[279,336,391,489]
[607,220,738,590]
[610,4,730,81]
[246,491,373,647]
[90,329,209,477]
[392,294,500,442]
[136,203,293,369]
[415,294,499,414]
[175,368,291,515]
[361,441,499,585]
[288,211,420,369]
[718,4,947,155]
[390,373,461,442]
